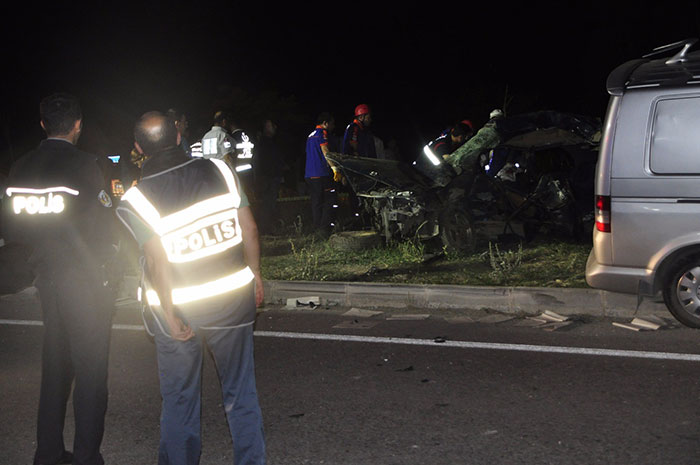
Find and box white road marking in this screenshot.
[3,319,699,362]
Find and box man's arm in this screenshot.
[143,236,194,341]
[238,206,264,307]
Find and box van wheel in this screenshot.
[663,259,700,329]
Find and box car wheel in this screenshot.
[439,208,476,254]
[663,259,700,329]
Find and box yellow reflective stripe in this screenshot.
[6,186,80,196]
[159,193,238,234]
[210,159,242,204]
[122,187,163,232]
[123,187,239,237]
[160,209,242,263]
[145,266,255,306]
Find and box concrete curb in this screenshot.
[89,276,671,320]
[262,280,669,319]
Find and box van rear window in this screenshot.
[650,97,700,174]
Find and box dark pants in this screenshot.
[305,176,337,235]
[33,267,114,465]
[152,287,265,465]
[255,175,282,235]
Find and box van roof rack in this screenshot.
[643,38,698,64]
[607,38,700,96]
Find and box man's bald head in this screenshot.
[134,111,179,156]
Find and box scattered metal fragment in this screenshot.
[630,317,662,330]
[332,320,380,329]
[285,296,321,309]
[386,314,430,321]
[613,316,665,331]
[612,322,643,331]
[342,308,384,318]
[540,321,574,332]
[433,336,446,343]
[444,316,475,324]
[540,310,569,322]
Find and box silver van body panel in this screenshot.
[585,250,651,295]
[587,84,700,296]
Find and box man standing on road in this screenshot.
[115,112,266,465]
[305,112,339,239]
[1,93,117,465]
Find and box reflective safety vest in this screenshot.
[117,158,254,312]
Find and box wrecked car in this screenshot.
[326,111,601,252]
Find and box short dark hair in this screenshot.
[39,93,82,136]
[134,111,178,155]
[166,108,184,121]
[213,110,232,126]
[316,112,334,125]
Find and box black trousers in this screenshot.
[305,176,337,234]
[254,174,282,235]
[33,266,114,465]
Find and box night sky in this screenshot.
[2,2,699,173]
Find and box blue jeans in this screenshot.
[153,301,265,465]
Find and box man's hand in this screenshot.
[332,166,343,183]
[164,307,194,341]
[254,274,264,307]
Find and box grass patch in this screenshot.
[260,234,592,288]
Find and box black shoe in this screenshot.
[34,450,73,465]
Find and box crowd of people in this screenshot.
[0,91,505,465]
[144,103,483,240]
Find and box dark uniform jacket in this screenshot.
[1,139,116,276]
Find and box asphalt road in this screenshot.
[2,291,700,464]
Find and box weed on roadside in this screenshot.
[261,234,591,287]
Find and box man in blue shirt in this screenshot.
[305,112,339,238]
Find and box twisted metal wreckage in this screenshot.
[327,111,602,252]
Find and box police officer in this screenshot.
[115,112,266,465]
[201,110,255,198]
[200,110,237,163]
[1,93,117,465]
[342,103,376,158]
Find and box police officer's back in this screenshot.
[2,95,116,275]
[1,92,117,465]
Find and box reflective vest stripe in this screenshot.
[144,267,254,306]
[121,160,242,237]
[6,186,80,196]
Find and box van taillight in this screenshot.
[595,195,611,232]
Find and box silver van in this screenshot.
[586,38,700,328]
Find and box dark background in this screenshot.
[1,2,699,181]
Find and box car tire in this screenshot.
[439,208,476,254]
[662,258,700,329]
